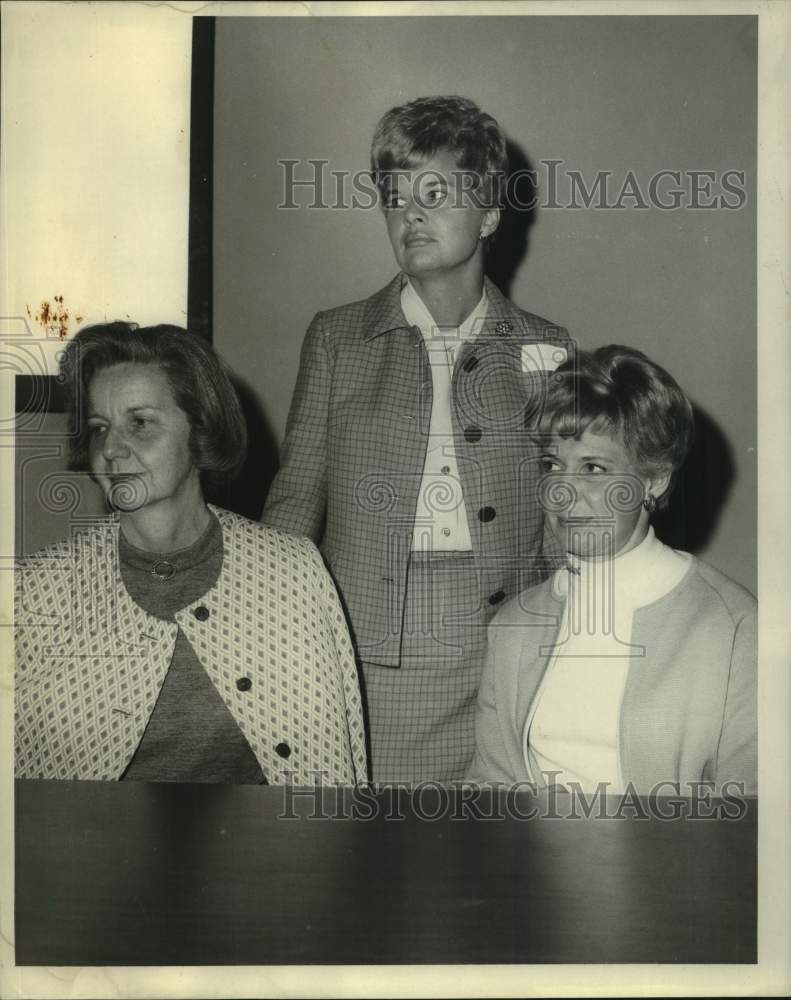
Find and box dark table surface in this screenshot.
[15,779,756,966]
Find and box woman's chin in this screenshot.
[103,476,149,513]
[566,541,617,562]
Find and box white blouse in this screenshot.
[401,279,488,552]
[524,526,690,793]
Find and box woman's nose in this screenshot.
[567,477,595,515]
[404,197,426,224]
[102,427,130,461]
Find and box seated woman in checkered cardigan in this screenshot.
[15,322,367,784]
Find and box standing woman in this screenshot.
[15,322,367,784]
[263,96,570,783]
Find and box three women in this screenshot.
[15,96,757,793]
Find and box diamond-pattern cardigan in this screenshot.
[15,506,368,784]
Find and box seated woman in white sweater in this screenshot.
[467,345,756,796]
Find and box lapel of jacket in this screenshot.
[362,273,548,340]
[362,273,410,341]
[361,273,529,339]
[452,277,527,378]
[482,277,568,341]
[361,273,538,344]
[357,275,433,538]
[482,276,528,336]
[448,282,529,560]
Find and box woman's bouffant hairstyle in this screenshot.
[531,345,694,503]
[61,322,247,480]
[370,95,508,209]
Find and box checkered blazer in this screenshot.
[15,506,368,784]
[263,275,572,666]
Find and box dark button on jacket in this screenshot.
[276,742,291,759]
[464,426,482,443]
[236,677,252,692]
[488,590,506,606]
[193,605,210,621]
[478,506,496,523]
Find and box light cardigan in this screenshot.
[466,551,757,794]
[15,506,368,784]
[526,528,691,792]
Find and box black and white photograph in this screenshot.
[1,2,789,997]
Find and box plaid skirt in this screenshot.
[359,551,488,784]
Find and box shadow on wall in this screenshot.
[206,374,279,520]
[486,139,537,299]
[654,403,735,556]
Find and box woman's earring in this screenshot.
[642,493,657,513]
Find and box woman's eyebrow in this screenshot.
[87,404,163,418]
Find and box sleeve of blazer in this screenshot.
[262,313,330,542]
[715,606,757,794]
[307,542,369,783]
[465,621,517,786]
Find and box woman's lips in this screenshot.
[404,234,434,247]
